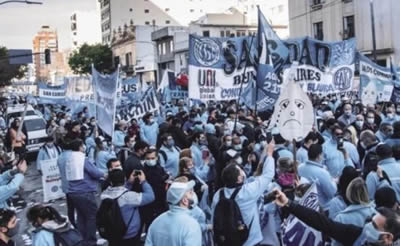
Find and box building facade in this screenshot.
[289,0,400,66]
[70,11,102,50]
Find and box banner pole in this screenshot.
[234,33,256,134]
[111,65,121,146]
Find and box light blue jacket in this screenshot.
[57,150,71,194]
[332,203,376,246]
[298,160,337,209]
[378,158,400,201]
[113,130,126,151]
[375,130,388,143]
[384,138,400,148]
[36,145,61,171]
[211,156,275,246]
[190,143,210,182]
[32,220,72,246]
[0,170,24,209]
[159,145,180,178]
[145,206,202,246]
[365,171,391,200]
[140,122,159,146]
[101,182,155,239]
[95,150,116,174]
[296,146,308,164]
[327,195,347,219]
[322,139,355,178]
[381,115,400,125]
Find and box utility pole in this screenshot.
[369,0,377,62]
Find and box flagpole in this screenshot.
[111,64,121,146]
[234,33,256,134]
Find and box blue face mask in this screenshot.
[363,222,383,244]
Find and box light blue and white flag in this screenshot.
[37,82,66,105]
[92,67,119,137]
[390,59,400,103]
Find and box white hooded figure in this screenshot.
[361,81,377,106]
[269,65,314,142]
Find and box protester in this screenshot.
[8,119,26,154]
[376,144,400,201]
[100,169,155,246]
[124,141,149,179]
[36,136,61,174]
[118,135,135,166]
[113,120,128,154]
[0,209,18,246]
[140,113,159,146]
[145,180,202,246]
[158,133,180,178]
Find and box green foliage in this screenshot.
[68,43,114,74]
[0,46,26,87]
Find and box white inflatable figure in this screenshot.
[361,81,377,106]
[269,63,314,141]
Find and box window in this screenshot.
[170,40,174,52]
[158,43,162,55]
[236,30,246,37]
[129,8,133,12]
[220,30,225,37]
[145,21,150,25]
[202,30,210,37]
[145,9,149,13]
[165,8,169,12]
[162,43,166,55]
[73,41,78,46]
[166,20,170,24]
[313,0,322,4]
[190,9,194,13]
[343,15,355,39]
[377,59,387,67]
[313,22,323,40]
[225,30,231,37]
[114,56,120,65]
[278,5,284,13]
[125,52,132,66]
[24,119,46,132]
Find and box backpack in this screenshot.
[96,190,135,242]
[159,146,180,163]
[213,186,251,246]
[41,227,84,246]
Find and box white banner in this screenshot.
[117,87,160,121]
[65,152,85,181]
[41,159,65,202]
[65,76,94,102]
[282,183,322,246]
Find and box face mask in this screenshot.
[167,139,175,147]
[46,143,54,148]
[91,122,96,126]
[233,144,242,151]
[278,173,296,186]
[145,159,157,167]
[363,222,383,243]
[112,166,123,171]
[6,223,20,237]
[190,193,199,209]
[345,111,352,117]
[199,139,208,146]
[360,141,367,150]
[226,141,232,147]
[356,120,364,128]
[367,118,375,124]
[235,157,243,165]
[387,113,394,119]
[148,118,154,124]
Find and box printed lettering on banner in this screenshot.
[41,159,65,202]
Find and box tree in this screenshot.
[68,43,114,75]
[0,46,26,87]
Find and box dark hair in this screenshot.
[133,141,149,152]
[106,158,119,169]
[338,166,359,198]
[377,207,400,241]
[145,148,157,157]
[109,169,125,187]
[375,187,397,209]
[69,139,83,152]
[393,145,400,160]
[304,132,318,143]
[27,205,66,226]
[273,134,286,145]
[192,132,203,142]
[308,144,322,160]
[124,135,132,145]
[160,133,171,143]
[376,144,393,160]
[10,119,19,130]
[222,163,241,188]
[0,209,16,228]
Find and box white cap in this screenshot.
[166,180,195,205]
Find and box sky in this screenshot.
[0,0,97,50]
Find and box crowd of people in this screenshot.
[0,95,399,246]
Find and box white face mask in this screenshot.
[367,118,374,124]
[226,141,232,147]
[145,159,157,166]
[236,157,243,165]
[355,120,364,128]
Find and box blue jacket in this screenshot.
[211,156,275,246]
[95,150,116,174]
[378,158,400,201]
[0,170,24,209]
[113,130,126,151]
[365,171,391,200]
[140,122,159,146]
[159,145,180,178]
[327,195,347,219]
[68,159,104,194]
[296,146,308,164]
[298,160,337,208]
[145,206,202,246]
[57,150,71,194]
[384,137,400,148]
[323,139,355,178]
[375,130,388,143]
[36,145,61,171]
[337,114,356,127]
[32,220,72,246]
[101,181,155,239]
[190,143,210,182]
[381,115,400,125]
[332,203,376,246]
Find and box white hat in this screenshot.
[166,180,195,205]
